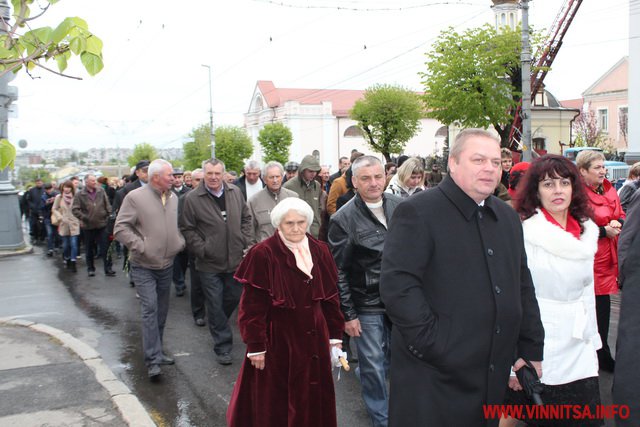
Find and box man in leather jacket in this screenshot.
[328,155,401,427]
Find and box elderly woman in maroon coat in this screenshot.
[227,197,345,427]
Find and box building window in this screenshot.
[509,13,515,29]
[533,137,546,152]
[254,95,264,111]
[501,13,506,26]
[344,125,364,138]
[597,108,608,133]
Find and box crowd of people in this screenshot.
[22,128,640,426]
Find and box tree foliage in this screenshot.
[0,1,104,78]
[258,122,292,165]
[350,84,423,162]
[127,143,158,167]
[183,123,211,170]
[421,24,542,146]
[215,125,253,173]
[17,167,50,186]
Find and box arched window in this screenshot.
[254,95,264,111]
[501,13,506,26]
[344,125,364,138]
[509,13,515,29]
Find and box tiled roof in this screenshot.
[256,80,365,117]
[559,98,583,110]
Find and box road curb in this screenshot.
[0,317,156,427]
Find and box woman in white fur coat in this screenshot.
[502,155,603,427]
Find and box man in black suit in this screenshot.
[380,129,544,427]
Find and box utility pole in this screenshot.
[520,0,533,161]
[0,0,26,251]
[202,64,215,158]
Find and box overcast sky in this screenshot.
[8,0,630,151]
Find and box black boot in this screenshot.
[70,261,77,273]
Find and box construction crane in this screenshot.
[508,0,583,153]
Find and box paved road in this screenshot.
[0,247,370,427]
[1,243,619,426]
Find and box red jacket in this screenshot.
[585,179,625,295]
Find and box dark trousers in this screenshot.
[84,227,111,273]
[30,213,45,241]
[197,271,242,355]
[129,264,173,366]
[189,255,205,320]
[172,250,188,292]
[596,294,615,363]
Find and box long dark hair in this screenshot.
[514,154,593,224]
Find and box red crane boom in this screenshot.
[509,0,583,152]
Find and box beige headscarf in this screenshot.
[278,230,313,279]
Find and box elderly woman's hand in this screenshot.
[249,353,265,370]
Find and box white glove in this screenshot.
[331,346,348,368]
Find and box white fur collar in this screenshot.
[522,209,598,260]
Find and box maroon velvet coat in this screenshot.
[227,232,344,427]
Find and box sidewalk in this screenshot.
[0,317,156,427]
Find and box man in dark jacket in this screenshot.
[180,158,252,365]
[171,168,190,296]
[380,129,544,427]
[41,183,59,256]
[72,174,116,277]
[26,178,45,243]
[234,160,264,201]
[613,190,640,426]
[112,160,149,215]
[329,156,401,427]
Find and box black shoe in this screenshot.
[195,318,205,327]
[216,352,232,365]
[105,270,116,277]
[65,259,70,269]
[176,289,185,297]
[148,364,161,379]
[47,250,53,257]
[159,354,175,365]
[88,270,96,277]
[70,261,77,273]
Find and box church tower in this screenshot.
[491,0,521,31]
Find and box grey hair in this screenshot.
[202,158,226,172]
[270,198,313,231]
[148,159,172,179]
[245,160,262,171]
[191,168,203,178]
[576,149,606,171]
[262,161,284,180]
[450,128,500,161]
[351,155,383,178]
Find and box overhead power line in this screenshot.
[250,0,474,12]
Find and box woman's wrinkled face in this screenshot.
[278,211,308,243]
[580,159,606,187]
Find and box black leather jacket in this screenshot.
[328,193,402,321]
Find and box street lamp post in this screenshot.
[202,64,215,158]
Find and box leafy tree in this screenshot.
[0,1,104,78]
[421,24,542,146]
[350,84,423,162]
[18,167,51,186]
[127,142,158,167]
[215,125,253,173]
[572,105,608,149]
[182,123,211,170]
[258,122,292,165]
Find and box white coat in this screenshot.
[522,209,601,385]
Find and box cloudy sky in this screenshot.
[8,0,630,151]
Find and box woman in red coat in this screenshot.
[577,150,625,372]
[227,197,345,427]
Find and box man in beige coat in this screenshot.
[247,161,298,245]
[114,159,186,379]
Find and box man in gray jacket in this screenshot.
[180,158,253,365]
[72,174,115,277]
[283,154,323,238]
[247,161,298,245]
[114,159,185,379]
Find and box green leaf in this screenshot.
[56,54,68,72]
[80,52,103,76]
[69,36,85,55]
[69,17,89,31]
[52,18,74,44]
[28,27,54,45]
[0,139,16,170]
[85,35,103,56]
